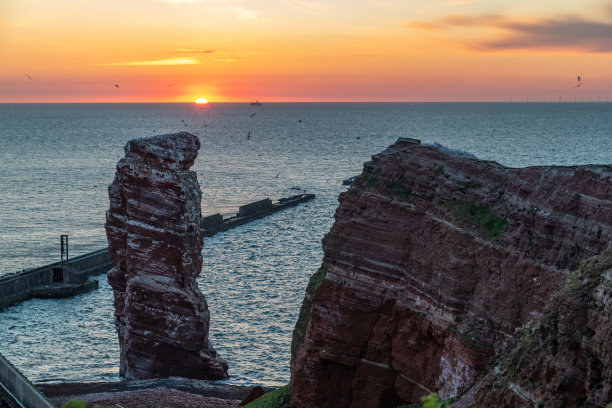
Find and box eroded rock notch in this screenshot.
[105,132,228,380]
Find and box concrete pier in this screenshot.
[202,193,315,236]
[0,193,315,311]
[0,249,111,310]
[0,351,55,408]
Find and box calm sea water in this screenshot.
[0,102,610,385]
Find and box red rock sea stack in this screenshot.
[105,132,228,380]
[290,138,612,407]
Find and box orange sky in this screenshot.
[1,0,612,102]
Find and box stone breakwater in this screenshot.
[290,138,612,407]
[105,132,227,380]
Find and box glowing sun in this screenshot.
[195,97,208,104]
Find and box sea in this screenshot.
[0,102,610,386]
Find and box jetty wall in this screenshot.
[0,249,112,310]
[0,351,55,408]
[203,194,315,236]
[0,194,314,311]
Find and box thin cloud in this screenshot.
[408,21,440,31]
[406,13,504,30]
[418,0,480,16]
[176,48,237,62]
[158,0,205,4]
[443,0,479,6]
[175,48,214,53]
[102,58,200,66]
[440,13,505,27]
[232,7,259,20]
[488,17,612,52]
[409,14,612,53]
[285,0,329,14]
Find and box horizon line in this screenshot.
[1,100,611,104]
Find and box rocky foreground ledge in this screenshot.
[38,378,257,408]
[290,138,612,407]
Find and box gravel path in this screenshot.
[47,388,240,408]
[38,378,267,408]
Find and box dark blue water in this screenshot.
[0,102,610,385]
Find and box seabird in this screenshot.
[114,84,119,88]
[26,74,33,81]
[250,112,256,118]
[575,75,582,88]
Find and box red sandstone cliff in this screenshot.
[290,138,612,407]
[105,132,228,380]
[469,247,611,407]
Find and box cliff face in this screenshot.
[105,132,228,380]
[290,138,612,407]
[470,248,612,408]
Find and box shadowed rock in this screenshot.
[469,248,612,407]
[105,132,227,380]
[290,138,612,407]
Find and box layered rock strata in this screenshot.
[105,132,228,380]
[470,248,611,407]
[290,138,612,407]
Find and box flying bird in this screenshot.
[26,74,33,81]
[250,112,256,118]
[114,84,119,88]
[575,75,582,88]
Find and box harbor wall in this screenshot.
[0,351,55,408]
[202,194,314,236]
[0,194,315,310]
[238,198,273,217]
[0,249,112,310]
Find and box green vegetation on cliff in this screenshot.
[243,385,294,408]
[397,392,453,408]
[306,266,327,293]
[385,180,413,200]
[291,267,327,358]
[443,199,507,238]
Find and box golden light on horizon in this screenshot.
[195,98,208,104]
[2,1,611,103]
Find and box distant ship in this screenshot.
[250,101,263,106]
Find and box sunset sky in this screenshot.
[1,0,612,102]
